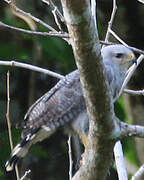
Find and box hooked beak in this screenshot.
[131,57,137,65]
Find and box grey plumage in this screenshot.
[5,45,136,171]
[23,70,85,137]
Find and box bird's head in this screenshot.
[101,44,136,70]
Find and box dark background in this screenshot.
[0,0,144,179]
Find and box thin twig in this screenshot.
[0,60,64,79]
[6,71,20,180]
[124,89,144,96]
[42,0,65,23]
[42,0,65,30]
[68,135,73,180]
[4,0,57,32]
[1,21,144,56]
[119,54,144,96]
[137,0,144,4]
[10,0,37,31]
[105,0,117,42]
[91,0,97,32]
[20,169,31,180]
[114,141,128,180]
[52,7,63,31]
[120,120,144,138]
[0,21,69,38]
[131,164,144,180]
[109,29,128,46]
[6,72,13,150]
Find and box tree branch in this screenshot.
[131,164,144,180]
[68,135,73,180]
[137,0,144,5]
[0,21,69,38]
[42,0,65,23]
[124,89,144,96]
[20,170,31,180]
[10,0,37,31]
[120,121,144,138]
[119,54,144,96]
[4,0,57,32]
[105,0,117,42]
[91,0,97,32]
[61,0,118,180]
[109,29,128,46]
[0,60,64,79]
[6,71,20,180]
[1,19,144,56]
[114,141,128,180]
[42,0,65,31]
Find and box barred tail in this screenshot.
[5,128,40,171]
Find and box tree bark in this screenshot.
[61,0,120,180]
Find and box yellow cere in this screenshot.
[129,53,134,59]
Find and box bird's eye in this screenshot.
[115,53,123,58]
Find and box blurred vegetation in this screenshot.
[0,0,144,180]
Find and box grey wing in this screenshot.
[5,70,87,172]
[22,70,86,137]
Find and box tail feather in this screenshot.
[5,137,31,171]
[5,155,19,171]
[5,128,40,171]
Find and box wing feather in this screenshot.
[22,70,86,137]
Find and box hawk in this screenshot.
[5,44,136,171]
